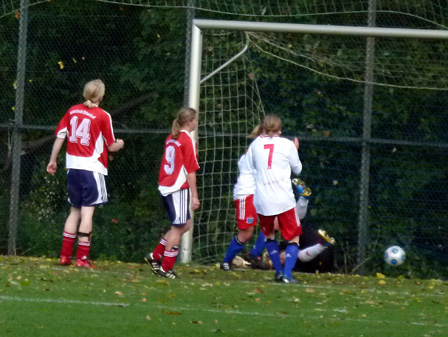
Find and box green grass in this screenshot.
[0,256,447,337]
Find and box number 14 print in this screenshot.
[69,116,91,146]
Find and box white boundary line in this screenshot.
[0,295,128,307]
[1,295,446,328]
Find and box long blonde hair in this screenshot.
[171,107,198,139]
[83,79,105,108]
[249,114,282,138]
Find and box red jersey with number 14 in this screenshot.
[55,103,116,175]
[158,130,199,196]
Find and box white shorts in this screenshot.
[162,189,190,226]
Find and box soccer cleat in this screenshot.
[275,270,284,282]
[262,251,274,269]
[220,261,233,271]
[60,256,72,266]
[292,178,312,197]
[144,252,161,275]
[318,229,336,246]
[249,256,270,270]
[76,258,96,269]
[282,276,301,284]
[157,267,177,279]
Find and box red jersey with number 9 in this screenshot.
[55,104,116,175]
[158,130,199,196]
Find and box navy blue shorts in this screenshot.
[67,169,108,208]
[162,189,190,226]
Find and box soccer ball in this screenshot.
[384,246,406,266]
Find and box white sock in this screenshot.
[298,244,327,262]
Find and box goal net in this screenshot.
[5,0,447,275]
[193,30,265,263]
[190,20,448,274]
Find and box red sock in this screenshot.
[76,240,91,260]
[161,246,179,271]
[60,231,76,258]
[152,237,167,260]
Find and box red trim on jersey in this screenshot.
[158,131,199,195]
[55,104,115,174]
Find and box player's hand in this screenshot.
[293,137,299,150]
[115,139,124,149]
[192,197,200,211]
[47,161,57,175]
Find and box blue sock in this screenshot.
[250,232,266,258]
[283,243,299,279]
[223,236,245,263]
[265,239,283,274]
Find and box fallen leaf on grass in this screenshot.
[191,321,203,324]
[376,273,386,279]
[20,280,31,287]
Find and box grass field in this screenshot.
[0,256,447,337]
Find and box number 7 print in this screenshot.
[264,144,274,169]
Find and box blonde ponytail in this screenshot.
[261,115,282,137]
[171,107,198,139]
[83,79,105,108]
[171,118,182,139]
[248,115,282,138]
[84,99,96,108]
[248,125,262,138]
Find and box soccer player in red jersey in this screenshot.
[246,115,303,283]
[144,107,200,279]
[47,79,124,268]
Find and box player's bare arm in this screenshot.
[293,137,299,150]
[108,139,124,152]
[46,137,65,175]
[186,171,200,210]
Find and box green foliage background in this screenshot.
[1,0,447,279]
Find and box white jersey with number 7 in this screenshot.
[247,135,302,216]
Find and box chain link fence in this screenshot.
[1,0,448,278]
[1,2,187,261]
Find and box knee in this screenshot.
[182,221,192,233]
[238,228,254,243]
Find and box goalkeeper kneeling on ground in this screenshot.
[236,179,336,273]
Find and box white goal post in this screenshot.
[180,19,448,264]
